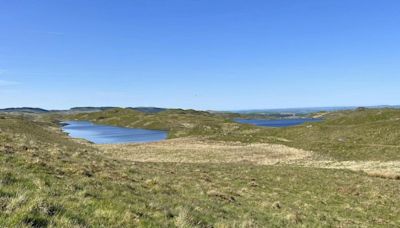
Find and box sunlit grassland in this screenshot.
[68,108,400,161]
[1,114,400,226]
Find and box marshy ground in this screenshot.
[1,109,400,227]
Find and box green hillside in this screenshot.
[67,108,234,138]
[264,108,400,161]
[1,114,400,226]
[66,108,400,161]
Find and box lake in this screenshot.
[61,121,168,144]
[234,118,321,127]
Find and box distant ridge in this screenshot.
[70,107,167,113]
[0,107,49,113]
[69,107,117,112]
[127,107,166,113]
[233,105,400,115]
[0,106,167,114]
[2,105,399,115]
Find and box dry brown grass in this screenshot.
[292,160,400,180]
[97,138,400,180]
[97,137,313,165]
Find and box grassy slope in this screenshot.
[67,108,400,161]
[1,115,400,226]
[67,108,234,138]
[262,109,400,161]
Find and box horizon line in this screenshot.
[1,104,400,112]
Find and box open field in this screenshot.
[1,108,400,226]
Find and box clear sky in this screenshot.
[1,0,400,110]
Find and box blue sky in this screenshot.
[1,0,400,110]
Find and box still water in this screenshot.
[62,121,167,144]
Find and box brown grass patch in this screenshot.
[96,138,400,180]
[97,137,313,165]
[293,160,400,180]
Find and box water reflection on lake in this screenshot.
[62,121,168,144]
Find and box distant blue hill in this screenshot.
[0,106,167,114]
[67,107,166,113]
[1,105,399,115]
[233,105,400,115]
[0,107,49,113]
[68,107,118,112]
[127,107,166,113]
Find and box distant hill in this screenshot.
[69,107,166,113]
[2,105,399,115]
[0,107,49,114]
[127,107,166,113]
[234,105,400,115]
[68,107,117,113]
[0,106,167,114]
